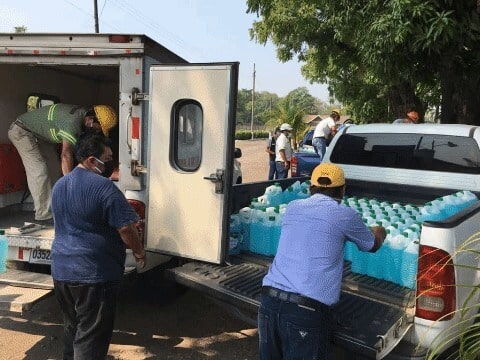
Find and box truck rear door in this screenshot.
[145,63,238,264]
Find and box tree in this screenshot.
[246,0,480,124]
[14,26,27,33]
[266,88,312,148]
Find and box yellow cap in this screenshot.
[94,105,117,136]
[311,163,345,187]
[331,109,341,117]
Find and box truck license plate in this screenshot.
[29,249,52,264]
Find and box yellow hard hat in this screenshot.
[331,109,342,117]
[93,105,117,136]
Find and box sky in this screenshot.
[0,0,330,101]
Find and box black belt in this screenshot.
[14,120,31,132]
[262,286,330,312]
[313,136,325,139]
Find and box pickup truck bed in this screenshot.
[167,177,433,359]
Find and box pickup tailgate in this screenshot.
[167,259,413,359]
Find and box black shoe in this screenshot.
[35,218,54,227]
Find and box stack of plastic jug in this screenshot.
[419,191,477,222]
[265,182,284,207]
[0,229,7,274]
[342,195,423,287]
[238,206,253,251]
[400,240,419,288]
[248,207,284,256]
[229,214,241,255]
[383,233,409,284]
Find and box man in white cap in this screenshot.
[258,162,386,359]
[275,123,293,179]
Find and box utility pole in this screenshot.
[94,0,100,33]
[250,63,256,140]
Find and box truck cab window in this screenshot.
[172,100,203,171]
[331,133,480,174]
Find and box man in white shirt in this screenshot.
[275,123,293,179]
[312,109,340,160]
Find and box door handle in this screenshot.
[203,169,224,194]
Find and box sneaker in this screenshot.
[35,218,54,227]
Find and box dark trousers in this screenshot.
[268,158,277,180]
[258,294,333,360]
[54,280,119,360]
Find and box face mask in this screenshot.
[94,157,115,178]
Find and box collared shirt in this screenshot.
[262,193,375,306]
[313,116,336,138]
[275,133,292,162]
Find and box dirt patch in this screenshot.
[235,139,270,183]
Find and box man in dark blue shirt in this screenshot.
[51,134,146,360]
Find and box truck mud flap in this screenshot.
[167,261,413,359]
[0,269,54,313]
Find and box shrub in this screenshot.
[235,130,269,140]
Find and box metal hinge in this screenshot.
[131,87,149,105]
[131,160,148,176]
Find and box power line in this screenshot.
[109,0,203,58]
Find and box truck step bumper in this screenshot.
[167,261,413,359]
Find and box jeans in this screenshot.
[54,280,119,360]
[275,162,289,179]
[258,294,333,360]
[312,137,327,162]
[268,159,277,180]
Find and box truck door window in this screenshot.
[172,100,203,172]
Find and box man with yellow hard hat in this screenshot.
[258,163,386,359]
[8,104,117,224]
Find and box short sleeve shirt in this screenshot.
[262,193,375,306]
[266,136,276,160]
[51,167,140,283]
[275,133,292,162]
[18,104,86,144]
[313,116,336,138]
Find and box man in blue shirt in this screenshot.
[51,134,146,360]
[258,163,386,359]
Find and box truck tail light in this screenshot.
[127,199,145,247]
[291,156,298,177]
[416,245,455,321]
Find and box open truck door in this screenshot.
[145,63,238,264]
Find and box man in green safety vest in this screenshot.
[8,104,117,224]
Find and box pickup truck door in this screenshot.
[145,63,238,264]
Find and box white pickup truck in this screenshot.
[169,123,480,359]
